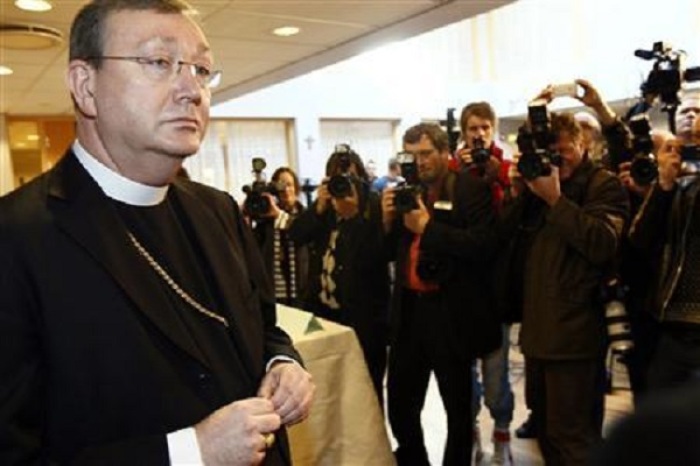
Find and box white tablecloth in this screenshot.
[276,304,395,466]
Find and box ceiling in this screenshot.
[0,0,515,117]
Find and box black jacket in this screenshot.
[0,152,299,465]
[497,160,629,360]
[387,170,501,359]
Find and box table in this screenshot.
[276,304,395,466]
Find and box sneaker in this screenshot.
[491,430,514,466]
[472,426,484,464]
[515,414,537,439]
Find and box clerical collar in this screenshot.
[72,141,169,206]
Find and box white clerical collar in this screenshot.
[72,141,169,206]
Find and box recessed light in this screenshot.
[0,66,13,76]
[27,134,40,141]
[14,0,53,12]
[273,26,300,37]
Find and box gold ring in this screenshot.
[263,432,276,449]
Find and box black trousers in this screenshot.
[528,357,603,466]
[388,290,473,466]
[647,327,700,392]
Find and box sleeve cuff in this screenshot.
[167,427,204,465]
[266,355,299,372]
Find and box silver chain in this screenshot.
[127,231,229,328]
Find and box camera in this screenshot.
[326,143,355,198]
[635,41,700,109]
[516,100,561,180]
[393,151,421,214]
[622,114,658,185]
[242,157,280,219]
[682,144,700,162]
[471,137,491,165]
[601,278,634,354]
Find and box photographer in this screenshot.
[498,111,628,466]
[455,101,515,464]
[628,112,700,393]
[382,123,500,466]
[250,167,309,308]
[288,146,390,405]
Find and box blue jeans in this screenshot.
[472,324,514,430]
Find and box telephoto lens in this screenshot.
[604,296,634,353]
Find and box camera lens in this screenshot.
[630,156,658,185]
[517,153,549,181]
[327,174,352,198]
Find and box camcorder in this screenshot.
[635,41,700,109]
[242,157,281,219]
[516,100,562,180]
[326,143,356,198]
[471,136,491,165]
[393,151,421,214]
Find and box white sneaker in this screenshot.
[491,430,514,466]
[472,426,484,464]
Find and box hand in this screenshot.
[261,193,282,219]
[525,166,562,206]
[575,79,616,125]
[195,398,281,466]
[456,146,473,166]
[508,153,525,198]
[402,197,430,234]
[657,138,682,191]
[315,178,331,215]
[381,187,397,233]
[617,161,651,198]
[532,84,555,105]
[331,183,360,220]
[258,362,315,426]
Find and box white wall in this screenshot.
[212,0,700,181]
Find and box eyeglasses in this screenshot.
[86,55,222,89]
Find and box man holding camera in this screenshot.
[382,123,501,465]
[289,146,390,405]
[454,101,515,465]
[629,93,700,393]
[498,110,628,465]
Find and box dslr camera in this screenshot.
[393,151,422,214]
[471,136,491,165]
[242,157,280,219]
[326,143,356,198]
[516,100,562,180]
[621,114,658,185]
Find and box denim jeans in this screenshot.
[472,324,514,430]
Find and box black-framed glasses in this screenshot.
[86,55,222,89]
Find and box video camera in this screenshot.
[516,99,562,180]
[326,143,357,198]
[635,41,700,110]
[242,157,281,219]
[393,151,422,214]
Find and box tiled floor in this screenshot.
[385,325,634,465]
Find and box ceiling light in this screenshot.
[26,134,40,141]
[0,66,13,76]
[14,0,53,12]
[273,26,300,37]
[0,24,63,49]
